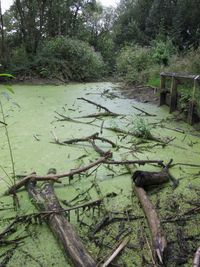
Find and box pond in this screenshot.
[0,82,199,266]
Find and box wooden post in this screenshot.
[187,76,199,125]
[159,75,166,106]
[169,76,178,113]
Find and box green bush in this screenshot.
[151,38,176,66]
[8,46,34,75]
[132,118,152,139]
[36,37,105,81]
[116,45,152,83]
[164,48,200,74]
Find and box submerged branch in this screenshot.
[5,155,111,195]
[132,105,156,117]
[77,97,111,113]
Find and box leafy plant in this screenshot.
[132,118,152,139]
[151,38,176,66]
[179,93,191,114]
[116,45,152,84]
[36,37,105,81]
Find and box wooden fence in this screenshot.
[159,72,200,124]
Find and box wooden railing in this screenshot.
[159,72,200,124]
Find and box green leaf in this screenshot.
[0,73,14,78]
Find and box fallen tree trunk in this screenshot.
[132,170,169,187]
[26,181,96,267]
[133,185,167,265]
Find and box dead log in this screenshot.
[193,247,200,267]
[132,170,169,187]
[89,139,112,157]
[105,159,163,166]
[26,180,96,267]
[77,97,121,117]
[75,112,120,118]
[59,132,116,148]
[133,185,167,265]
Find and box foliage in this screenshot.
[132,117,152,139]
[165,48,200,74]
[116,45,152,83]
[36,37,105,81]
[179,92,191,114]
[151,38,176,65]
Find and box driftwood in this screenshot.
[132,158,179,188]
[77,97,112,113]
[132,105,156,117]
[26,180,96,267]
[105,126,169,144]
[6,156,164,195]
[89,139,112,157]
[105,159,163,166]
[77,97,121,117]
[0,120,7,126]
[5,155,110,195]
[193,247,200,267]
[75,112,120,118]
[133,185,167,264]
[132,170,169,187]
[53,132,117,148]
[99,236,130,267]
[55,111,97,125]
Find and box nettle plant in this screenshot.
[0,73,16,186]
[133,117,152,139]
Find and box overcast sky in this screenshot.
[1,0,119,13]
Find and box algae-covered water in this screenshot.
[0,82,199,266]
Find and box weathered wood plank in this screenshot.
[169,76,178,113]
[161,72,200,81]
[159,75,167,106]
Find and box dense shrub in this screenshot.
[164,48,200,74]
[151,38,176,66]
[8,46,34,76]
[36,37,105,81]
[116,45,152,83]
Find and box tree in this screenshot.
[0,0,6,65]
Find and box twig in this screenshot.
[75,112,120,118]
[53,132,116,148]
[132,105,156,117]
[171,162,200,168]
[105,159,163,166]
[0,120,7,125]
[100,236,130,267]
